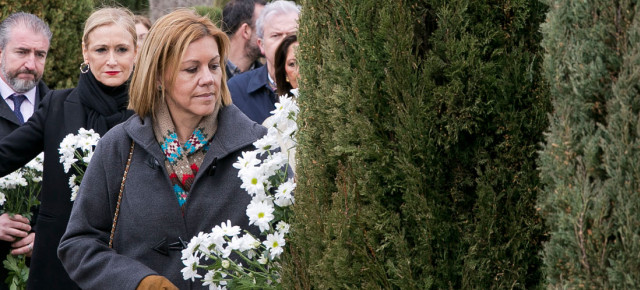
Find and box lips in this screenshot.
[105,71,119,76]
[195,92,214,98]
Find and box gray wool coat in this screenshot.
[57,104,267,289]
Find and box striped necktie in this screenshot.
[8,94,26,124]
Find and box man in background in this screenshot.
[228,0,300,124]
[222,0,266,80]
[0,11,51,289]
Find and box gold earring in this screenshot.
[286,76,290,83]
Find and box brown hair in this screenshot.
[129,8,231,119]
[134,14,151,30]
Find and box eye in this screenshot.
[95,47,107,53]
[185,67,197,73]
[209,63,220,71]
[117,47,129,53]
[36,52,47,59]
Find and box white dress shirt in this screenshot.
[0,76,37,120]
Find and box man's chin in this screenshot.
[10,78,38,93]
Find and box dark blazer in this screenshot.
[0,80,49,139]
[225,59,264,81]
[227,65,277,124]
[0,80,48,290]
[0,87,91,290]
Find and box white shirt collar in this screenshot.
[0,75,37,105]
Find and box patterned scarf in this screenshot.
[153,101,219,208]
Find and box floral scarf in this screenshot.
[152,101,219,208]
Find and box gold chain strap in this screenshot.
[109,141,135,249]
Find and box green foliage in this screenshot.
[194,5,222,29]
[95,0,148,14]
[1,0,93,89]
[3,254,28,290]
[285,0,549,289]
[538,1,640,288]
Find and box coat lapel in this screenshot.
[0,94,21,125]
[63,89,86,133]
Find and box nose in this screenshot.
[107,51,117,65]
[200,68,215,86]
[23,53,36,70]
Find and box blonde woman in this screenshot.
[0,7,137,289]
[58,9,267,289]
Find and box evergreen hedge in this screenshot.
[95,0,148,14]
[538,1,640,288]
[194,6,223,28]
[1,1,93,89]
[286,0,549,288]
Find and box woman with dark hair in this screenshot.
[274,34,299,97]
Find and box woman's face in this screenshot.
[285,42,299,89]
[82,23,136,87]
[135,23,149,49]
[164,36,222,123]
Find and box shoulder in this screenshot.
[228,66,263,87]
[96,117,133,150]
[36,80,50,98]
[42,88,74,104]
[216,104,267,146]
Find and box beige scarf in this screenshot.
[152,100,219,207]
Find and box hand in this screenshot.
[0,213,31,242]
[10,232,35,257]
[137,275,178,290]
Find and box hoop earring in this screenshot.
[79,62,90,74]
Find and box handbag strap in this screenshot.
[109,141,135,249]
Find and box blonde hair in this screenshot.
[83,7,136,49]
[129,8,231,119]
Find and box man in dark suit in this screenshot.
[221,0,266,80]
[0,12,51,289]
[227,0,299,124]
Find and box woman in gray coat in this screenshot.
[57,9,267,289]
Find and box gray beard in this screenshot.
[0,60,39,93]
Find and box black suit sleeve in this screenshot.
[0,90,52,176]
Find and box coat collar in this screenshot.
[123,104,266,163]
[246,65,271,95]
[62,88,86,131]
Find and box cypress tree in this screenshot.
[194,5,222,28]
[538,1,640,287]
[96,0,149,14]
[1,1,93,89]
[286,0,549,288]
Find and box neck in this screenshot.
[173,115,202,144]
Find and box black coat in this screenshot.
[0,80,49,290]
[0,86,106,290]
